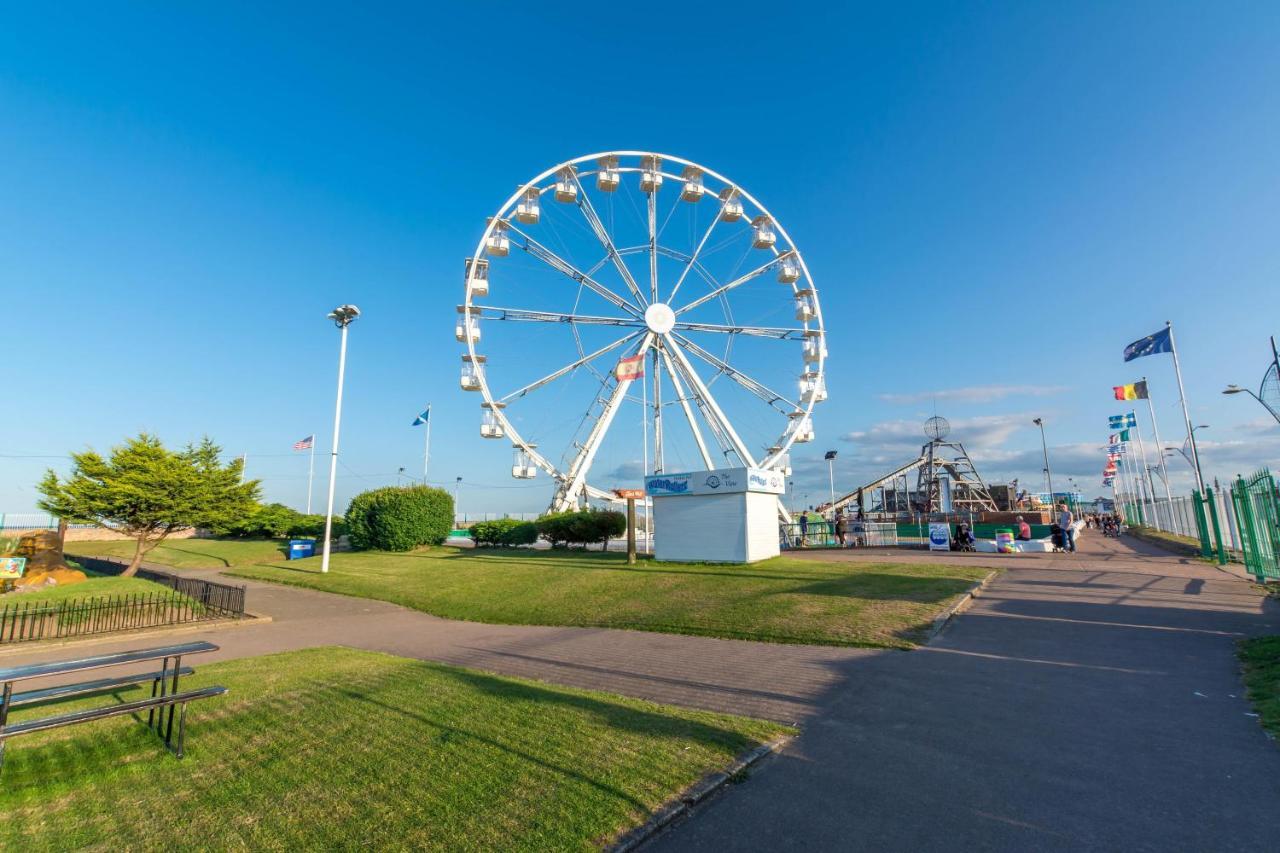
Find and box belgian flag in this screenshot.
[1113,380,1148,401]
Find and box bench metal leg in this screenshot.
[148,656,170,731]
[175,701,189,758]
[164,655,183,746]
[0,681,10,775]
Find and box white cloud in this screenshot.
[878,384,1070,405]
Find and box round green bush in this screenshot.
[345,485,453,551]
[535,509,626,548]
[468,518,539,547]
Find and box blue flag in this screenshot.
[1124,327,1173,362]
[1125,412,1137,428]
[1108,415,1125,430]
[411,408,430,426]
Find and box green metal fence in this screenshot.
[1230,468,1280,581]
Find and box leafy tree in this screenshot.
[345,485,453,551]
[37,433,260,576]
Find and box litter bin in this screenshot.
[287,539,316,560]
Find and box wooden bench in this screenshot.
[0,640,226,774]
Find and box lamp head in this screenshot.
[1032,417,1043,426]
[1223,385,1244,395]
[328,304,361,327]
[824,450,838,460]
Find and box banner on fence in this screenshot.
[0,557,25,579]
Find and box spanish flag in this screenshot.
[1113,380,1148,401]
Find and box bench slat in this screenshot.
[10,667,195,708]
[0,642,218,684]
[0,686,227,739]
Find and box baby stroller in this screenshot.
[951,523,976,552]
[1050,523,1066,552]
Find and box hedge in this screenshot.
[536,510,626,549]
[468,518,539,548]
[345,485,454,551]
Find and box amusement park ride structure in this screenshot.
[459,151,824,518]
[822,417,999,517]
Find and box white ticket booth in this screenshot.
[644,467,786,563]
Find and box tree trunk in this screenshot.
[123,536,147,577]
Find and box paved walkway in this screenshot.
[656,536,1280,851]
[9,534,1280,849]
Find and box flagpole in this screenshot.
[1130,410,1156,528]
[1143,376,1174,522]
[306,440,316,515]
[424,405,432,484]
[1165,321,1205,495]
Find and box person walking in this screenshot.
[798,511,809,547]
[1058,502,1076,552]
[834,511,848,548]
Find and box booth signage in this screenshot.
[644,467,784,497]
[613,488,646,500]
[928,523,951,551]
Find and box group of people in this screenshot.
[791,507,865,548]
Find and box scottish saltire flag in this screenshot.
[411,407,431,427]
[615,354,645,381]
[1123,329,1172,362]
[293,435,314,451]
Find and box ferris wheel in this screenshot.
[458,151,826,513]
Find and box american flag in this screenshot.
[293,435,314,451]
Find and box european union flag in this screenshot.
[1123,327,1173,362]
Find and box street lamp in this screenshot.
[823,450,837,516]
[1223,384,1280,424]
[1032,418,1054,508]
[454,476,462,518]
[320,304,360,574]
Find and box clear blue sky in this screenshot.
[3,1,1279,514]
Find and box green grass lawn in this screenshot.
[228,547,990,648]
[2,572,175,607]
[0,647,788,850]
[67,537,288,569]
[1239,636,1280,738]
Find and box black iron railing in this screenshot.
[1,556,246,645]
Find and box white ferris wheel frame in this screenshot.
[462,150,826,511]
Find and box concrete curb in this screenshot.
[0,613,272,659]
[925,569,999,644]
[609,734,794,852]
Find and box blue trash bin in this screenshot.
[288,539,316,560]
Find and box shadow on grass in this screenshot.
[337,665,768,811]
[783,574,979,603]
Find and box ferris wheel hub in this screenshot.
[644,303,676,335]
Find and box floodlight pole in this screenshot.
[1033,418,1054,508]
[321,305,359,574]
[824,450,837,516]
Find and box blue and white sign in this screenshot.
[928,523,951,551]
[645,467,784,497]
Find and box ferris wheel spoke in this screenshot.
[498,331,643,403]
[662,333,759,468]
[671,320,808,340]
[657,345,714,469]
[554,332,655,510]
[674,252,793,316]
[470,305,644,328]
[672,333,799,413]
[566,170,649,308]
[665,201,725,305]
[504,221,642,318]
[647,190,658,305]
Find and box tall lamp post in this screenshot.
[1032,418,1054,510]
[824,450,838,516]
[454,476,462,522]
[1165,425,1209,479]
[320,304,360,574]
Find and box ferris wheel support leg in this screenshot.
[658,346,714,469]
[663,333,758,469]
[556,333,655,511]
